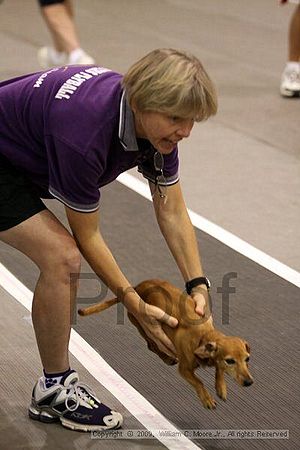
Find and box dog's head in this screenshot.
[194,337,253,387]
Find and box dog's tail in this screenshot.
[78,297,120,316]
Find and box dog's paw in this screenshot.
[162,356,178,366]
[204,396,217,410]
[200,391,217,410]
[216,384,227,401]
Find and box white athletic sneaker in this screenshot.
[28,370,123,431]
[37,47,67,69]
[280,64,300,97]
[37,46,95,69]
[67,48,95,65]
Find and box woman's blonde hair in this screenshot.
[122,48,217,122]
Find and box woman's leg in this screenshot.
[0,209,81,373]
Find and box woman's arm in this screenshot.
[150,180,209,316]
[65,206,178,356]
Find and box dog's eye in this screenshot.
[245,356,250,363]
[225,358,235,365]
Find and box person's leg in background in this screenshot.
[280,2,300,97]
[37,0,95,68]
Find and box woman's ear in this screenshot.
[131,99,138,114]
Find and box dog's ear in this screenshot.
[244,341,250,353]
[194,341,217,358]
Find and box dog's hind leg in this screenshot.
[128,313,177,365]
[146,339,178,365]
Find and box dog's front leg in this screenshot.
[178,359,216,409]
[215,367,227,401]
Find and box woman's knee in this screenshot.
[40,237,81,276]
[61,243,82,276]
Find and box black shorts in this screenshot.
[0,154,47,232]
[38,0,65,7]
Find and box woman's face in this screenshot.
[134,110,194,154]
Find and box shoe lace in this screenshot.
[64,382,98,412]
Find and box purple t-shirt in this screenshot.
[0,65,179,212]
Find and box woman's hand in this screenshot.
[127,298,178,358]
[190,286,211,318]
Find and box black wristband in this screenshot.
[185,277,211,295]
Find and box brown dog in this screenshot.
[78,279,253,409]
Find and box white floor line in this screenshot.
[117,173,300,288]
[0,262,201,450]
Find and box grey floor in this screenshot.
[0,1,299,449]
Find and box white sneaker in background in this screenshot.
[67,48,95,65]
[37,47,67,69]
[280,62,300,97]
[37,46,95,69]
